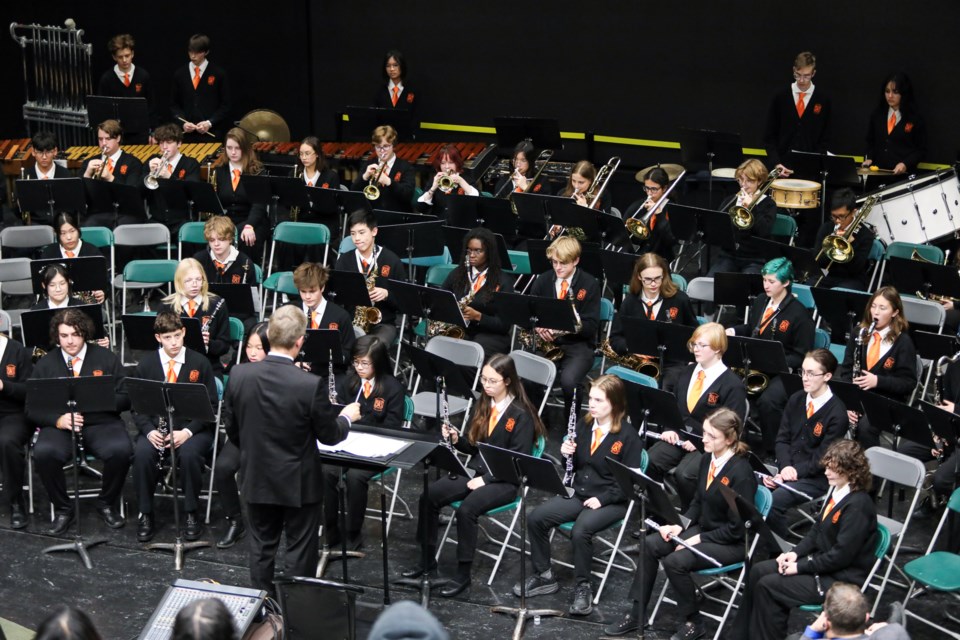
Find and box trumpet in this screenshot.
[625,169,687,241]
[143,150,171,190]
[599,339,660,380]
[438,171,458,192]
[363,161,387,200]
[728,167,782,230]
[91,147,109,180]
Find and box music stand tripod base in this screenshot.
[43,535,108,570]
[146,539,211,571]
[316,547,366,579]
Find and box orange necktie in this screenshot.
[488,406,499,436]
[887,112,897,135]
[807,401,815,419]
[123,73,130,88]
[193,67,201,89]
[105,159,114,174]
[166,360,177,383]
[822,497,836,521]
[363,381,372,399]
[307,180,314,187]
[759,306,775,334]
[644,300,656,320]
[70,357,81,377]
[65,250,76,258]
[391,86,399,107]
[687,370,705,412]
[187,300,197,317]
[866,332,881,370]
[706,460,717,488]
[310,310,319,329]
[590,426,603,455]
[213,260,227,274]
[232,169,241,191]
[167,163,174,176]
[796,92,806,117]
[361,259,369,273]
[558,280,569,300]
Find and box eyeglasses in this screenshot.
[830,214,852,222]
[800,370,826,378]
[550,260,571,267]
[183,277,204,285]
[480,377,503,385]
[643,186,663,193]
[640,275,664,285]
[691,342,713,350]
[466,248,486,255]
[374,144,393,152]
[352,360,373,369]
[793,72,814,81]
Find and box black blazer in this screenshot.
[622,198,677,261]
[336,373,405,428]
[170,61,232,137]
[775,391,848,480]
[528,268,602,347]
[794,490,879,585]
[145,153,201,225]
[30,296,84,311]
[865,108,926,172]
[158,295,231,375]
[349,158,416,213]
[569,418,643,506]
[838,330,917,402]
[0,338,32,417]
[763,86,832,167]
[685,453,757,545]
[193,249,257,285]
[225,355,349,507]
[132,347,218,436]
[28,344,129,427]
[82,150,143,187]
[718,193,777,261]
[289,301,356,372]
[213,165,268,231]
[455,400,536,485]
[812,219,877,288]
[39,241,103,260]
[440,269,516,339]
[731,294,815,371]
[493,174,552,198]
[96,66,157,136]
[334,247,408,325]
[609,291,697,358]
[665,364,748,436]
[373,84,417,114]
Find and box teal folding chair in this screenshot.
[877,241,943,288]
[798,523,890,615]
[671,273,688,292]
[771,213,798,245]
[177,221,210,260]
[606,366,658,389]
[119,260,178,363]
[260,271,298,320]
[265,222,330,278]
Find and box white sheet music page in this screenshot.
[316,431,409,458]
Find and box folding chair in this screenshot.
[112,223,172,311]
[813,328,831,349]
[403,246,451,282]
[364,396,415,536]
[648,486,773,635]
[0,225,55,260]
[771,213,798,245]
[901,295,946,333]
[865,446,927,614]
[791,283,817,317]
[0,257,35,333]
[671,273,688,292]
[687,276,715,323]
[265,222,330,277]
[509,350,557,417]
[866,238,886,292]
[119,260,178,364]
[877,241,943,288]
[260,271,297,320]
[901,487,960,638]
[204,378,225,524]
[177,221,210,260]
[410,336,485,424]
[606,366,658,389]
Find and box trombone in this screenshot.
[363,161,387,200]
[728,167,782,230]
[813,196,877,286]
[554,156,621,239]
[625,169,687,241]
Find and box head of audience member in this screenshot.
[35,606,103,640]
[367,600,448,640]
[172,598,237,640]
[821,582,870,637]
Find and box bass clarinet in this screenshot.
[561,389,577,497]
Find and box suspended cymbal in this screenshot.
[636,163,684,182]
[237,109,290,143]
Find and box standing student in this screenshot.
[0,330,33,530]
[224,305,359,596]
[350,125,415,212]
[863,72,925,175]
[144,123,201,235]
[170,34,231,142]
[211,128,267,262]
[373,49,417,115]
[96,34,156,143]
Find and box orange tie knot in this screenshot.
[193,67,201,89]
[363,381,372,399]
[559,280,569,300]
[123,73,130,87]
[187,300,197,317]
[590,426,603,455]
[706,460,717,488]
[167,360,177,383]
[232,169,241,191]
[65,250,76,258]
[806,401,814,419]
[488,406,499,435]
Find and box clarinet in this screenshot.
[328,349,337,404]
[201,297,226,352]
[156,415,169,471]
[562,389,578,496]
[66,357,85,457]
[440,378,456,454]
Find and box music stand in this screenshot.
[600,249,641,297]
[524,239,604,282]
[492,116,563,152]
[750,238,821,282]
[634,386,704,451]
[668,205,737,275]
[126,377,216,569]
[21,305,106,350]
[208,283,258,318]
[157,179,224,221]
[677,127,743,208]
[27,375,117,569]
[30,256,110,295]
[376,221,446,282]
[513,192,569,237]
[493,292,578,350]
[476,197,521,239]
[83,179,146,227]
[479,443,566,638]
[828,380,867,439]
[623,318,696,372]
[860,392,934,452]
[726,336,790,377]
[15,177,86,222]
[299,329,345,373]
[326,270,374,310]
[86,95,150,138]
[913,332,959,374]
[920,402,960,495]
[887,256,960,301]
[718,482,783,569]
[811,288,871,344]
[546,201,603,243]
[122,314,206,354]
[388,280,466,334]
[239,174,285,230]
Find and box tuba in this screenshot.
[728,167,782,230]
[599,339,660,380]
[625,169,687,241]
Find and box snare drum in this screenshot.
[866,170,960,245]
[770,179,821,209]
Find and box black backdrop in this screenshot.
[3,1,956,167]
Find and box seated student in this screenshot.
[81,119,144,228]
[528,236,601,417]
[765,348,847,541]
[400,354,546,597]
[323,335,405,550]
[809,188,877,291]
[0,329,33,530]
[212,321,269,549]
[131,311,218,543]
[31,264,110,349]
[144,123,201,235]
[350,125,415,213]
[333,210,407,346]
[516,375,641,616]
[605,408,757,639]
[493,139,550,198]
[646,322,747,510]
[40,213,107,294]
[707,158,777,277]
[559,161,611,213]
[728,440,879,640]
[417,144,480,215]
[290,262,354,375]
[622,167,679,261]
[30,308,132,534]
[793,582,910,640]
[17,131,71,227]
[158,258,231,377]
[193,216,257,332]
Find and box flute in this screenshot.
[644,430,692,449]
[752,470,813,500]
[644,519,722,567]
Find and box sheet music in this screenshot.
[316,431,409,458]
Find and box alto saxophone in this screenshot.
[518,288,582,362]
[353,248,383,333]
[428,256,474,339]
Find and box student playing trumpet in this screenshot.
[351,125,415,212]
[417,144,479,215]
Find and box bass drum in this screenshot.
[866,169,960,245]
[770,179,821,209]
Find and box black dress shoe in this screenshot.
[48,511,75,535]
[670,621,706,640]
[603,613,639,637]
[97,505,124,529]
[439,576,471,598]
[137,514,155,542]
[184,512,204,541]
[400,563,438,579]
[216,517,245,549]
[10,502,27,530]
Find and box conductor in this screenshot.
[224,305,360,596]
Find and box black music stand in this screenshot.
[21,305,106,350]
[208,283,257,317]
[477,197,521,238]
[860,393,934,452]
[546,201,604,242]
[126,377,215,569]
[600,249,641,298]
[493,292,578,350]
[786,150,861,226]
[920,402,960,496]
[513,192,570,237]
[634,386,704,452]
[83,179,146,227]
[441,225,512,272]
[326,270,374,309]
[376,221,446,282]
[811,288,871,344]
[30,256,110,295]
[27,375,116,569]
[478,443,566,638]
[15,177,86,222]
[726,336,790,376]
[388,280,466,334]
[157,179,224,221]
[372,210,437,226]
[677,127,743,209]
[299,329,345,376]
[668,205,737,275]
[827,380,867,439]
[524,238,604,283]
[86,95,150,139]
[750,238,821,282]
[888,256,960,301]
[913,331,959,374]
[122,314,206,354]
[239,174,285,231]
[623,318,696,372]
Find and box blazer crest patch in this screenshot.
[813,103,822,114]
[576,289,586,301]
[207,76,216,85]
[779,320,790,332]
[611,440,623,454]
[5,364,15,378]
[178,169,186,179]
[707,392,720,405]
[813,422,824,437]
[883,357,895,370]
[189,370,200,382]
[505,418,516,432]
[231,274,241,284]
[374,397,385,412]
[380,265,391,277]
[669,307,679,320]
[328,322,339,330]
[393,172,402,182]
[119,165,128,175]
[904,122,914,133]
[406,93,415,104]
[92,369,103,377]
[720,476,730,486]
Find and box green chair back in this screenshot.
[273,222,330,245]
[83,226,114,248]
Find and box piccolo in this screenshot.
[644,430,692,449]
[752,471,813,500]
[644,519,722,567]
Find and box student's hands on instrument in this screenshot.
[441,422,459,444]
[57,413,84,429]
[852,372,878,390]
[777,551,799,575]
[659,523,682,541]
[847,410,861,424]
[780,466,798,482]
[893,162,907,175]
[535,327,556,342]
[369,286,389,303]
[679,533,701,552]
[560,438,577,456]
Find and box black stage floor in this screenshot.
[0,420,953,640]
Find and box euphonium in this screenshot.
[728,167,782,230]
[599,339,660,379]
[625,169,687,241]
[363,161,387,200]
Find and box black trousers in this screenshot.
[727,558,834,640]
[646,442,701,510]
[132,430,214,514]
[766,477,828,540]
[555,341,594,416]
[629,525,744,622]
[0,413,30,506]
[528,494,627,583]
[755,376,789,454]
[321,465,378,541]
[33,421,132,512]
[415,474,517,568]
[214,439,242,518]
[245,500,321,598]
